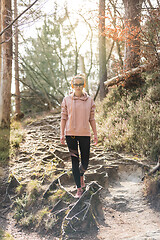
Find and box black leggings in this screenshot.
[66,136,90,188]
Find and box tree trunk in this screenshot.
[123,0,143,70]
[122,0,143,87]
[79,55,89,94]
[0,0,2,124]
[14,0,21,115]
[99,0,108,100]
[104,62,158,87]
[0,0,12,128]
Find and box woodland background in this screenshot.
[0,0,160,239]
[0,0,160,163]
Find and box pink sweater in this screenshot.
[61,92,96,136]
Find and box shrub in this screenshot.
[13,195,28,222]
[144,173,160,197]
[96,81,160,159]
[26,180,42,200]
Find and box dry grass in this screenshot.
[0,228,15,240]
[96,75,160,159]
[144,174,160,197]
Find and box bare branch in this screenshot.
[78,13,94,79]
[0,0,39,37]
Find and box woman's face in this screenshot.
[73,78,84,95]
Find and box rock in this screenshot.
[18,157,31,162]
[43,180,59,198]
[85,171,108,187]
[37,146,49,151]
[59,173,74,186]
[42,155,54,162]
[40,125,55,131]
[56,161,65,168]
[7,175,20,195]
[27,130,36,134]
[34,152,43,156]
[54,149,70,161]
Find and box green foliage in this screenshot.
[13,195,28,222]
[97,73,160,159]
[20,14,76,113]
[13,195,36,228]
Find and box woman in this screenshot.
[60,75,98,198]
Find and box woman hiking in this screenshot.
[60,74,98,198]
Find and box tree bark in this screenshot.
[123,0,143,70]
[122,0,144,87]
[79,55,89,94]
[99,0,108,100]
[0,0,12,128]
[14,0,21,115]
[0,0,2,124]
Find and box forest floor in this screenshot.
[0,113,160,240]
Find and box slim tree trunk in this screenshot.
[79,55,89,94]
[14,0,21,115]
[99,0,108,100]
[0,0,12,128]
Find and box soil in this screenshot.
[0,113,160,240]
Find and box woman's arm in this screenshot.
[60,97,68,144]
[60,119,66,144]
[90,120,98,145]
[89,99,98,145]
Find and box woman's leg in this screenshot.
[78,136,90,179]
[65,136,81,188]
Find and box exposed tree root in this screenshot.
[61,181,103,238]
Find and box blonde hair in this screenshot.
[71,74,86,88]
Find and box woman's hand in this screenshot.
[93,135,98,145]
[60,135,65,145]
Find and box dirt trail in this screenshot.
[0,113,160,240]
[98,173,160,240]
